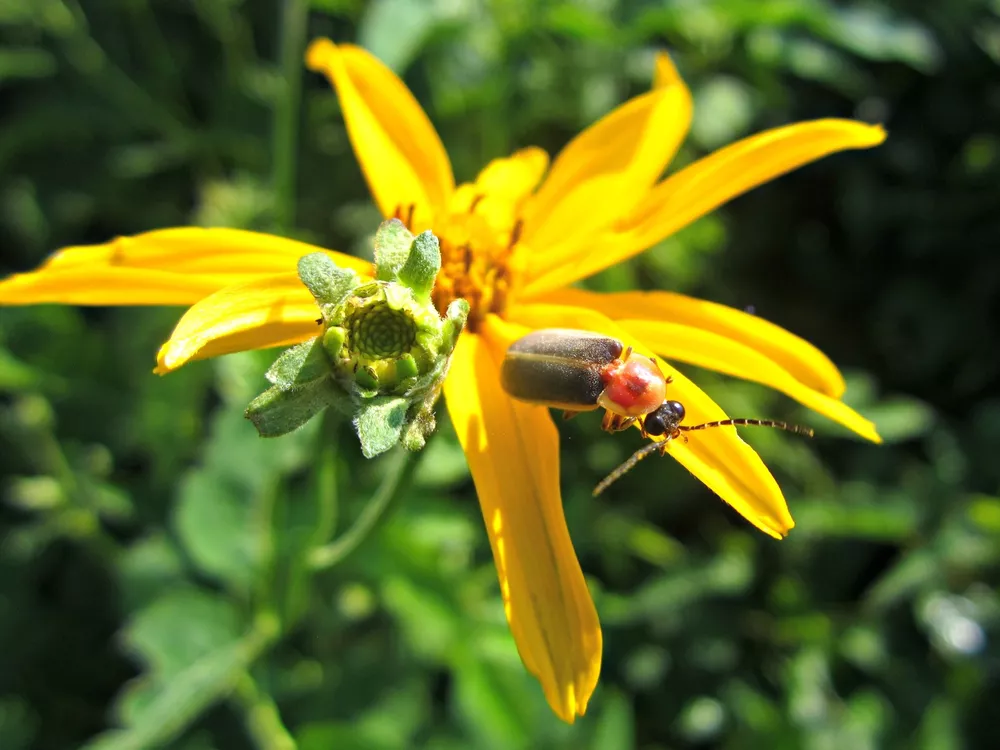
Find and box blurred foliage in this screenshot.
[1,0,999,748]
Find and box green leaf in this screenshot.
[296,682,427,750]
[82,595,277,750]
[451,642,534,749]
[245,380,338,438]
[862,396,935,442]
[296,253,359,320]
[373,218,415,281]
[0,698,35,750]
[591,690,635,750]
[118,534,187,611]
[174,469,263,592]
[358,0,438,72]
[0,48,57,82]
[265,338,330,389]
[121,589,244,685]
[353,396,409,458]
[398,230,441,301]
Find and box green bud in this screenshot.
[373,218,414,282]
[398,231,441,301]
[298,253,358,321]
[322,326,346,361]
[246,219,469,458]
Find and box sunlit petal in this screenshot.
[531,288,847,398]
[0,267,232,306]
[40,227,371,275]
[443,323,602,722]
[451,148,550,234]
[523,120,886,294]
[155,274,319,373]
[519,52,692,272]
[506,303,795,539]
[618,319,880,442]
[0,228,372,308]
[306,39,454,228]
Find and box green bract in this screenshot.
[245,219,469,457]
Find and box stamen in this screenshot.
[508,219,523,249]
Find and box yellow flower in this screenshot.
[0,39,885,722]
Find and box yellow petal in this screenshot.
[1,228,372,307]
[0,267,232,306]
[505,304,795,538]
[471,147,550,204]
[519,52,692,272]
[450,148,550,234]
[40,227,371,275]
[652,50,683,90]
[155,274,319,373]
[443,321,601,722]
[523,119,886,294]
[306,39,454,229]
[531,288,847,398]
[618,318,880,442]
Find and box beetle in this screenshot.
[499,328,814,495]
[500,328,670,432]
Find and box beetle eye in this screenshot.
[666,400,685,422]
[644,411,667,437]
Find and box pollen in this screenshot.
[394,201,520,331]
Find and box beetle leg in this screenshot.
[601,413,635,433]
[616,416,637,432]
[561,410,581,421]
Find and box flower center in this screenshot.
[344,284,417,358]
[395,201,521,332]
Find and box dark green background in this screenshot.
[1,1,998,748]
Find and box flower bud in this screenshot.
[246,219,468,458]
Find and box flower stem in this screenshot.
[308,447,420,570]
[234,672,296,750]
[272,0,310,233]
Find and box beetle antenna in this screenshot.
[678,419,814,436]
[593,419,813,496]
[593,441,664,496]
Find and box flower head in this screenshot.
[0,40,884,722]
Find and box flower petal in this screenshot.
[0,228,372,307]
[450,148,550,235]
[444,321,601,723]
[0,267,232,306]
[505,303,795,539]
[519,52,692,273]
[531,288,847,398]
[523,119,886,294]
[306,39,454,229]
[617,319,880,442]
[155,274,319,373]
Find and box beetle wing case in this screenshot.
[500,329,624,411]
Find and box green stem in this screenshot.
[308,448,420,570]
[272,0,310,233]
[235,672,297,750]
